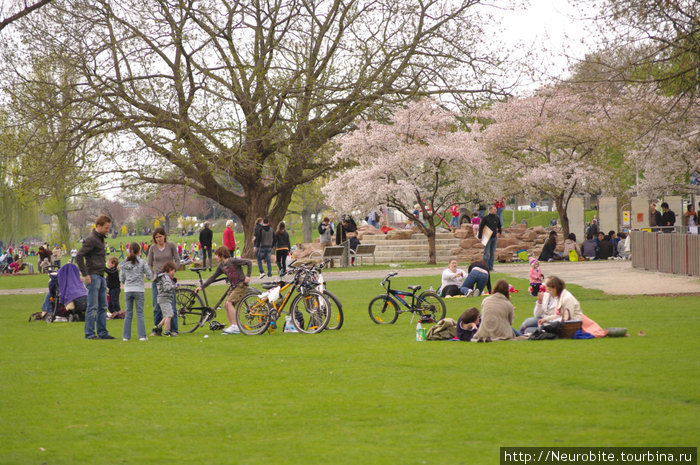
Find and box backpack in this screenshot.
[426,318,457,340]
[222,259,244,286]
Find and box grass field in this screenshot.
[1,272,697,464]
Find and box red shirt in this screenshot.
[494,199,505,209]
[223,227,236,251]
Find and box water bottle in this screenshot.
[429,285,434,292]
[416,322,423,341]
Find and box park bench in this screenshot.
[350,243,377,266]
[309,245,347,267]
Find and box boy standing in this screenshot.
[105,257,123,319]
[196,246,251,335]
[152,261,178,337]
[76,215,114,339]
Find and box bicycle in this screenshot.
[175,267,259,333]
[297,259,344,330]
[368,272,446,324]
[236,264,331,335]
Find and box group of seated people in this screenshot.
[439,259,608,341]
[454,275,608,342]
[539,230,630,262]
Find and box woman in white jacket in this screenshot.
[439,259,467,297]
[519,287,557,334]
[537,276,582,325]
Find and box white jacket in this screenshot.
[541,289,582,322]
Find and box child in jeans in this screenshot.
[120,243,153,341]
[528,258,544,296]
[105,257,123,318]
[152,261,178,337]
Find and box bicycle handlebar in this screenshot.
[380,272,398,287]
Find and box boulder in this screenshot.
[495,237,519,248]
[497,251,513,262]
[504,245,523,254]
[532,225,546,234]
[450,248,463,255]
[523,230,538,241]
[387,230,414,240]
[459,238,481,249]
[358,225,382,235]
[454,229,473,239]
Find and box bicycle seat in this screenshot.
[261,282,282,290]
[189,267,206,272]
[408,285,421,292]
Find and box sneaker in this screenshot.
[259,273,266,279]
[98,334,116,340]
[168,332,178,337]
[151,327,162,336]
[473,289,481,297]
[139,337,148,341]
[465,289,474,297]
[163,331,171,336]
[222,324,241,335]
[85,335,97,340]
[122,338,129,342]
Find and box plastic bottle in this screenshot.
[416,322,423,341]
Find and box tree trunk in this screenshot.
[301,208,313,244]
[555,194,570,238]
[426,226,436,265]
[56,209,70,248]
[235,185,294,259]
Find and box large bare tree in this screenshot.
[0,0,52,32]
[6,0,510,256]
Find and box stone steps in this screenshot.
[359,233,462,263]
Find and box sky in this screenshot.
[494,0,600,93]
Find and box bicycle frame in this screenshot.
[381,275,419,312]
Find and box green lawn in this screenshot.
[0,273,697,464]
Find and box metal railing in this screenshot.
[631,230,700,276]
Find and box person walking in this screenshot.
[478,205,502,271]
[76,215,115,339]
[223,219,237,255]
[199,222,214,270]
[274,221,291,275]
[254,218,275,278]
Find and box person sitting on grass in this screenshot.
[195,246,252,335]
[440,259,467,297]
[152,261,178,337]
[472,279,517,342]
[459,260,492,297]
[519,286,557,335]
[536,276,607,337]
[456,307,480,341]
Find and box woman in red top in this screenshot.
[223,219,236,253]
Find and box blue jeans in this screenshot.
[85,274,109,338]
[497,207,504,227]
[201,247,213,269]
[450,216,459,228]
[42,292,53,314]
[152,281,178,332]
[483,236,497,270]
[257,246,272,276]
[368,220,380,229]
[520,316,540,334]
[123,292,146,340]
[459,269,488,294]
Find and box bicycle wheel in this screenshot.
[290,290,331,334]
[322,289,344,330]
[175,287,208,333]
[368,295,399,324]
[417,291,446,322]
[236,293,271,335]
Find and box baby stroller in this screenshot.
[30,264,87,323]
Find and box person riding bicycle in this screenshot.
[195,246,251,335]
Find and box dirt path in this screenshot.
[2,260,699,296]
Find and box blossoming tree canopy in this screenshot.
[323,99,490,264]
[474,85,629,236]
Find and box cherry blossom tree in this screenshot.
[323,100,489,264]
[620,89,700,196]
[475,85,629,236]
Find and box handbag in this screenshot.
[559,307,582,339]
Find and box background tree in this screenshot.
[577,0,699,100]
[323,99,489,264]
[135,185,198,235]
[286,179,327,244]
[475,85,629,237]
[1,56,101,247]
[7,0,511,257]
[0,0,51,32]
